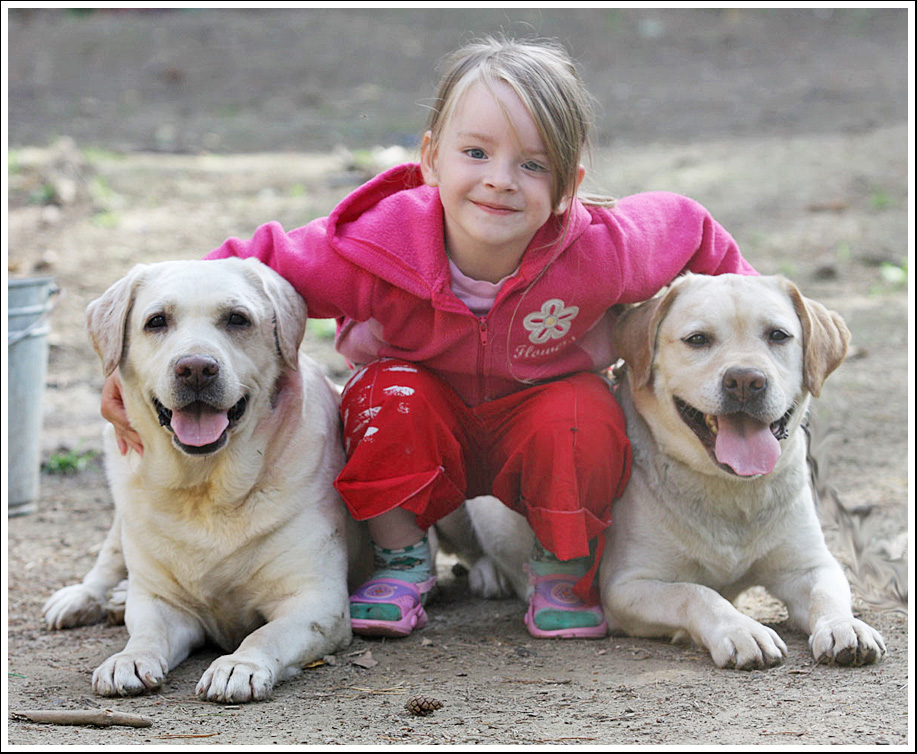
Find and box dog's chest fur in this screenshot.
[116,471,319,648]
[622,388,812,591]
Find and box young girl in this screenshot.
[103,37,756,640]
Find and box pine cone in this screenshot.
[405,695,444,716]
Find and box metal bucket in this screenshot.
[7,276,58,516]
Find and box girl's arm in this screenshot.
[590,191,757,304]
[205,219,372,321]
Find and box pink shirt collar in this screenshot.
[448,258,518,315]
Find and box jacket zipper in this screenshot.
[476,317,489,404]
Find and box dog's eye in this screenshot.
[227,312,251,328]
[769,329,791,343]
[683,333,709,347]
[144,314,167,331]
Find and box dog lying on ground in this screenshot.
[43,258,368,702]
[444,273,886,669]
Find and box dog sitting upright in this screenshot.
[43,258,365,702]
[599,273,886,669]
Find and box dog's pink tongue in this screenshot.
[714,414,781,476]
[170,405,229,447]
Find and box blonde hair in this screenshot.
[425,36,614,211]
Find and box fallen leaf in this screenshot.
[351,650,378,669]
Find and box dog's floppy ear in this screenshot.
[780,276,851,397]
[612,284,681,389]
[86,264,151,376]
[242,259,308,370]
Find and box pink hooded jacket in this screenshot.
[206,162,756,406]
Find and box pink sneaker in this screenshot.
[524,573,608,639]
[350,577,436,638]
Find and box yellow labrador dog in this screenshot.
[446,274,885,669]
[43,258,364,702]
[600,273,885,668]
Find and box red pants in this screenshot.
[334,359,631,565]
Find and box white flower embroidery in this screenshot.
[522,298,579,344]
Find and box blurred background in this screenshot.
[7,6,908,155]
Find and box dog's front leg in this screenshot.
[463,495,534,601]
[92,592,205,697]
[195,591,350,703]
[604,578,788,670]
[43,511,127,629]
[774,560,886,666]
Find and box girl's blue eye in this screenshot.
[465,148,486,159]
[523,161,548,173]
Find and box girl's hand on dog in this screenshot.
[101,370,144,456]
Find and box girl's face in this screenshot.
[421,80,583,284]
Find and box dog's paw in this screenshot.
[92,651,168,696]
[468,557,514,599]
[196,656,275,703]
[708,616,788,670]
[43,584,106,630]
[810,616,886,666]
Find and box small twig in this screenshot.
[11,709,153,728]
[154,732,220,739]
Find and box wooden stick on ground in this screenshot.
[11,709,153,728]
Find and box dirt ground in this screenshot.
[4,7,912,748]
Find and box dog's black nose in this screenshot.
[722,367,767,403]
[174,354,220,390]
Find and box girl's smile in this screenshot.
[472,199,521,214]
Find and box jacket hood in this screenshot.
[326,163,592,307]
